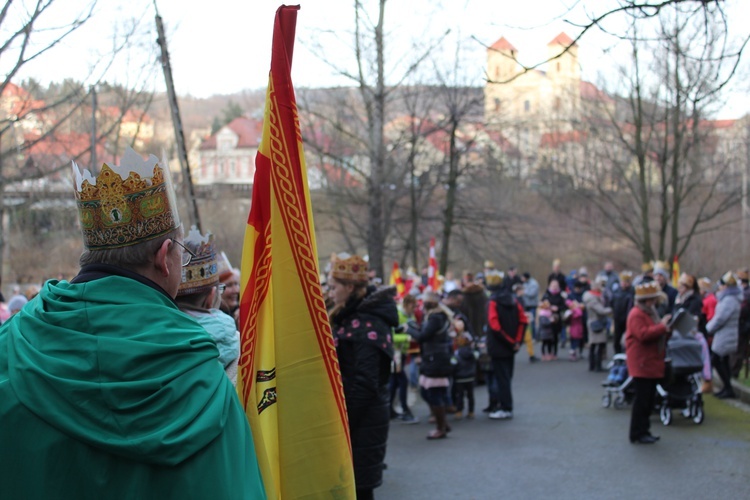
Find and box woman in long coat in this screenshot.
[328,255,398,499]
[706,271,742,399]
[583,279,612,372]
[625,281,672,444]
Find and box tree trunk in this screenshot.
[365,0,387,280]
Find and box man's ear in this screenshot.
[205,286,218,309]
[154,239,172,277]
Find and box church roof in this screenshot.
[490,37,517,52]
[547,32,576,47]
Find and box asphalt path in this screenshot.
[377,346,750,499]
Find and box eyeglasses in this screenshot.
[170,239,196,267]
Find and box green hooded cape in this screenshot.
[0,276,265,499]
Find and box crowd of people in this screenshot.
[328,256,749,458]
[0,148,747,498]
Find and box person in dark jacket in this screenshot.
[485,271,527,420]
[548,258,568,293]
[626,281,672,444]
[612,271,635,355]
[654,264,678,316]
[407,292,454,439]
[675,273,703,318]
[461,279,487,338]
[731,269,750,378]
[503,265,523,292]
[452,332,478,419]
[328,255,398,499]
[541,279,567,359]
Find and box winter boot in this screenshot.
[427,406,448,439]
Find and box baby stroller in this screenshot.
[601,354,634,409]
[655,312,705,425]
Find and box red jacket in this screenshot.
[702,293,717,321]
[625,305,670,379]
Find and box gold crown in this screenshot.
[485,270,504,287]
[635,281,661,300]
[72,148,180,250]
[330,255,368,283]
[178,226,219,296]
[619,271,633,282]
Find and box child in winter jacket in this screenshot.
[452,332,478,419]
[566,300,585,361]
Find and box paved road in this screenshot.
[378,347,750,499]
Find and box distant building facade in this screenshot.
[196,117,262,185]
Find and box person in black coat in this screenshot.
[612,271,635,354]
[675,273,703,318]
[541,279,567,359]
[328,255,398,500]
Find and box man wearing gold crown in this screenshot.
[0,149,265,498]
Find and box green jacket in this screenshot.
[0,273,265,499]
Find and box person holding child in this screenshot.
[537,300,556,361]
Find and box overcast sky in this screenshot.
[6,0,750,117]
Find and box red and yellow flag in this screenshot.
[672,255,680,288]
[428,237,438,292]
[389,260,406,297]
[237,6,354,498]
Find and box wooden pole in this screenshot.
[154,2,201,231]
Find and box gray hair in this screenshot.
[79,227,182,271]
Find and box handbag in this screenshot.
[590,318,607,333]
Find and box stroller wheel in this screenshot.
[602,393,612,408]
[614,395,627,409]
[692,403,704,424]
[659,404,672,426]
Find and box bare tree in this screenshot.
[0,1,160,285]
[541,6,745,265]
[300,0,449,279]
